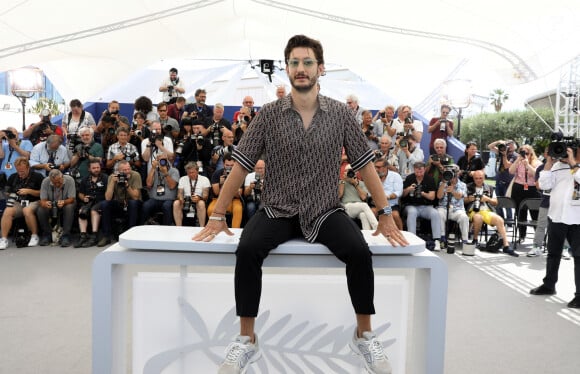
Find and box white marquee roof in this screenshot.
[1,0,579,114]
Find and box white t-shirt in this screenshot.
[178,175,211,197]
[63,111,96,134]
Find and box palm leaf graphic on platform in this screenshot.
[142,296,395,373]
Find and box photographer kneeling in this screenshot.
[98,160,142,247]
[142,153,179,225]
[530,144,580,308]
[37,169,76,247]
[74,160,108,248]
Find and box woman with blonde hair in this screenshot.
[509,144,542,243]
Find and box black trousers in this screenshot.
[234,210,375,317]
[544,218,580,296]
[511,182,540,238]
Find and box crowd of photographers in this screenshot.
[0,83,578,264]
[0,75,267,248]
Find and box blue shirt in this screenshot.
[1,139,33,177]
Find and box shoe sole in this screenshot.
[348,341,392,374]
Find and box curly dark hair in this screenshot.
[284,34,324,65]
[134,96,153,114]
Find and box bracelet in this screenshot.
[208,216,226,221]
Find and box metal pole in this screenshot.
[19,96,27,132]
[456,108,462,140]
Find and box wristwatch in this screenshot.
[377,205,393,217]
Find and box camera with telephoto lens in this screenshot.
[158,158,168,167]
[224,167,232,177]
[364,123,374,137]
[116,173,127,186]
[6,193,20,207]
[497,142,506,153]
[183,196,193,212]
[439,119,447,132]
[68,134,82,151]
[399,139,408,148]
[346,169,356,179]
[51,201,59,219]
[442,166,456,184]
[410,183,422,197]
[472,194,482,212]
[149,130,164,145]
[78,196,95,220]
[548,131,580,160]
[41,108,51,123]
[212,123,223,145]
[253,173,262,203]
[217,145,233,157]
[79,145,91,159]
[194,133,205,146]
[167,85,174,96]
[404,113,413,124]
[4,131,17,140]
[374,150,384,160]
[124,151,137,161]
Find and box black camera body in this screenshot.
[548,131,580,159]
[519,149,527,158]
[149,130,164,145]
[439,119,447,132]
[79,196,95,220]
[195,133,205,146]
[347,169,356,179]
[5,131,17,140]
[116,173,127,185]
[441,167,456,183]
[183,196,191,211]
[472,194,482,212]
[364,123,374,137]
[6,193,20,207]
[410,183,422,197]
[497,143,506,153]
[404,114,413,124]
[51,201,59,219]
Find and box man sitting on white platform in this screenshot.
[173,162,210,227]
[194,34,408,374]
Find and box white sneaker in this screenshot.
[562,247,571,260]
[526,247,542,257]
[28,234,39,247]
[0,237,8,250]
[349,330,392,374]
[433,240,441,252]
[218,335,261,374]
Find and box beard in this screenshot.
[289,73,318,93]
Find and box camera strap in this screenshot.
[189,177,198,198]
[51,185,63,201]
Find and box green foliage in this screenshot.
[458,108,555,155]
[30,97,61,115]
[489,88,509,112]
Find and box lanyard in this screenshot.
[189,177,198,197]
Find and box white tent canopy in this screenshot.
[1,0,579,114]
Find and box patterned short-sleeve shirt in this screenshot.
[233,94,374,242]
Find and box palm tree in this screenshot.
[490,89,509,112]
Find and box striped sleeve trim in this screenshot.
[264,206,277,219]
[305,207,344,243]
[232,149,254,172]
[349,149,375,172]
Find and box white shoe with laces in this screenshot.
[349,330,392,374]
[433,240,441,252]
[218,335,261,374]
[526,247,542,257]
[0,237,8,250]
[28,234,39,247]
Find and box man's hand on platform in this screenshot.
[192,218,233,242]
[374,215,409,247]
